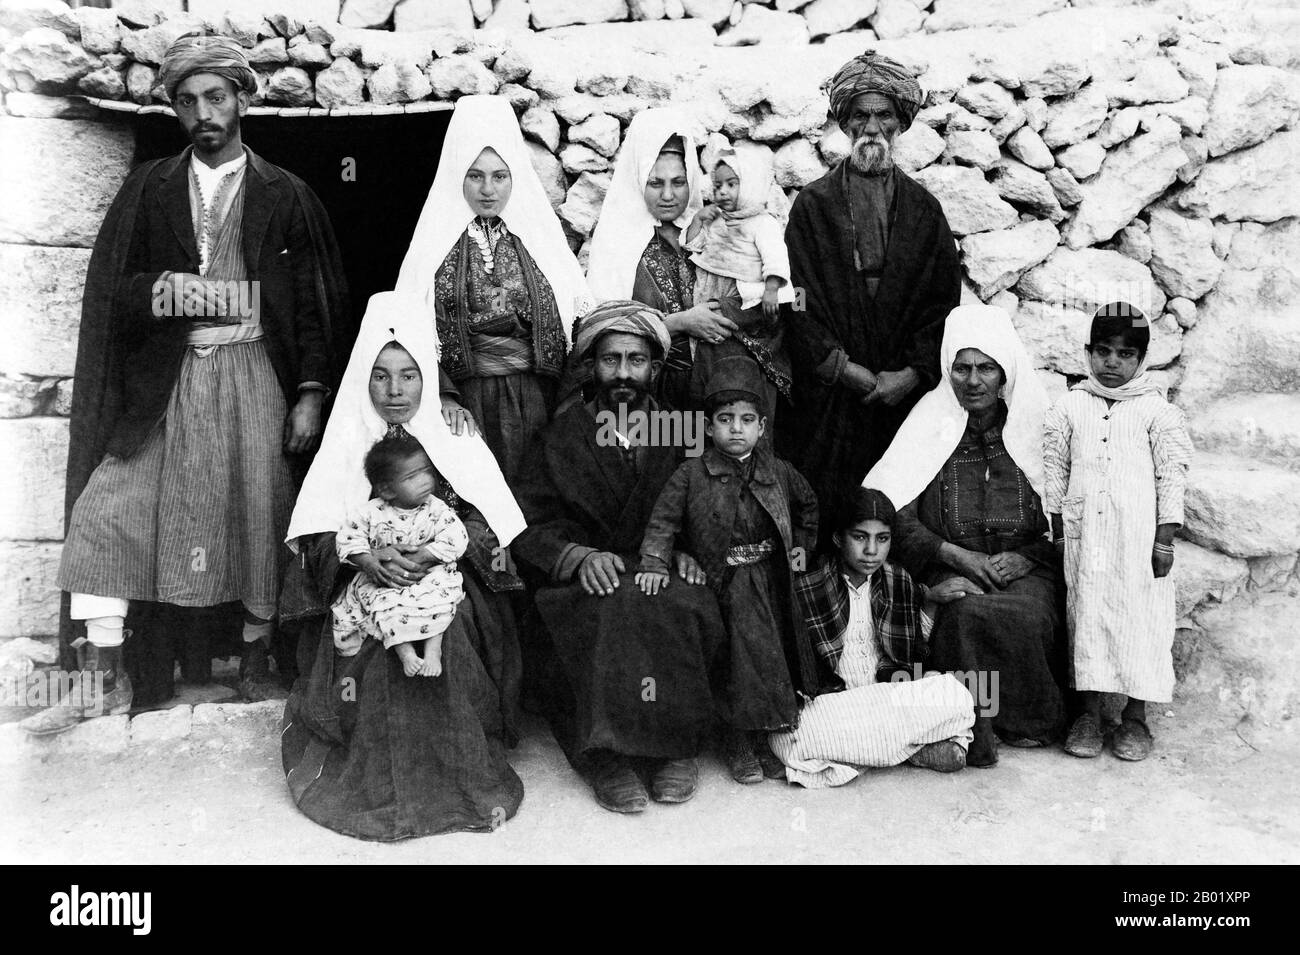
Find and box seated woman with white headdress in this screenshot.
[279,291,526,840]
[864,303,1068,769]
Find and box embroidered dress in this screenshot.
[1044,390,1192,701]
[330,495,468,655]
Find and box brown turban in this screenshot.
[823,50,924,131]
[159,33,258,103]
[573,300,672,360]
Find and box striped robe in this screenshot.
[1043,391,1193,702]
[768,569,974,789]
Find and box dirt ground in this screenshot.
[3,703,1297,865]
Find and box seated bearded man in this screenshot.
[513,302,726,815]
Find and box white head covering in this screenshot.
[286,291,526,549]
[586,107,703,303]
[864,303,1050,511]
[394,94,590,341]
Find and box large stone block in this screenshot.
[190,699,284,748]
[1183,591,1300,725]
[926,0,1066,32]
[1184,455,1300,558]
[1062,116,1185,249]
[0,418,68,541]
[1175,219,1300,411]
[0,541,61,638]
[0,244,89,379]
[1202,65,1300,158]
[530,0,628,30]
[1042,85,1108,149]
[1018,246,1166,319]
[527,140,567,209]
[1176,129,1300,223]
[1173,540,1249,620]
[911,165,1017,237]
[392,0,476,33]
[1146,206,1222,301]
[0,26,93,90]
[892,121,944,174]
[1188,394,1300,473]
[0,117,134,248]
[559,171,611,235]
[960,219,1059,299]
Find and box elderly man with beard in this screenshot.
[513,301,726,814]
[780,51,961,547]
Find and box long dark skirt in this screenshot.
[714,560,799,732]
[925,569,1067,744]
[532,574,725,766]
[459,372,555,489]
[280,611,523,841]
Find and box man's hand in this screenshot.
[578,552,625,597]
[989,551,1034,585]
[283,391,323,453]
[166,272,241,325]
[674,551,707,586]
[441,396,476,436]
[864,367,919,406]
[842,361,878,398]
[635,570,671,596]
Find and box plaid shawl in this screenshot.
[794,555,926,683]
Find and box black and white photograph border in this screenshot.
[1,0,1298,868]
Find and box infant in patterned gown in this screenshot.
[332,432,468,677]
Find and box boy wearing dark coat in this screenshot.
[637,355,820,784]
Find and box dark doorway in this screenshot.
[131,110,452,336]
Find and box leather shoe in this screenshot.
[1064,713,1105,758]
[753,734,787,780]
[1111,717,1153,761]
[725,730,763,784]
[589,753,649,814]
[907,739,967,773]
[649,757,698,803]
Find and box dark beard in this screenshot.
[850,135,894,175]
[596,379,650,411]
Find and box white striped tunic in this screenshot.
[767,575,975,789]
[1043,390,1193,702]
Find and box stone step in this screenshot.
[1188,394,1300,472]
[1183,453,1300,559]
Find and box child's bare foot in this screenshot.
[419,635,444,678]
[395,642,423,677]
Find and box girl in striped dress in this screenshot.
[1043,303,1193,762]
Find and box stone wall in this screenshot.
[1,0,1298,727]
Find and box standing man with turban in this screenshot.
[513,301,726,814]
[780,50,961,548]
[23,34,349,734]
